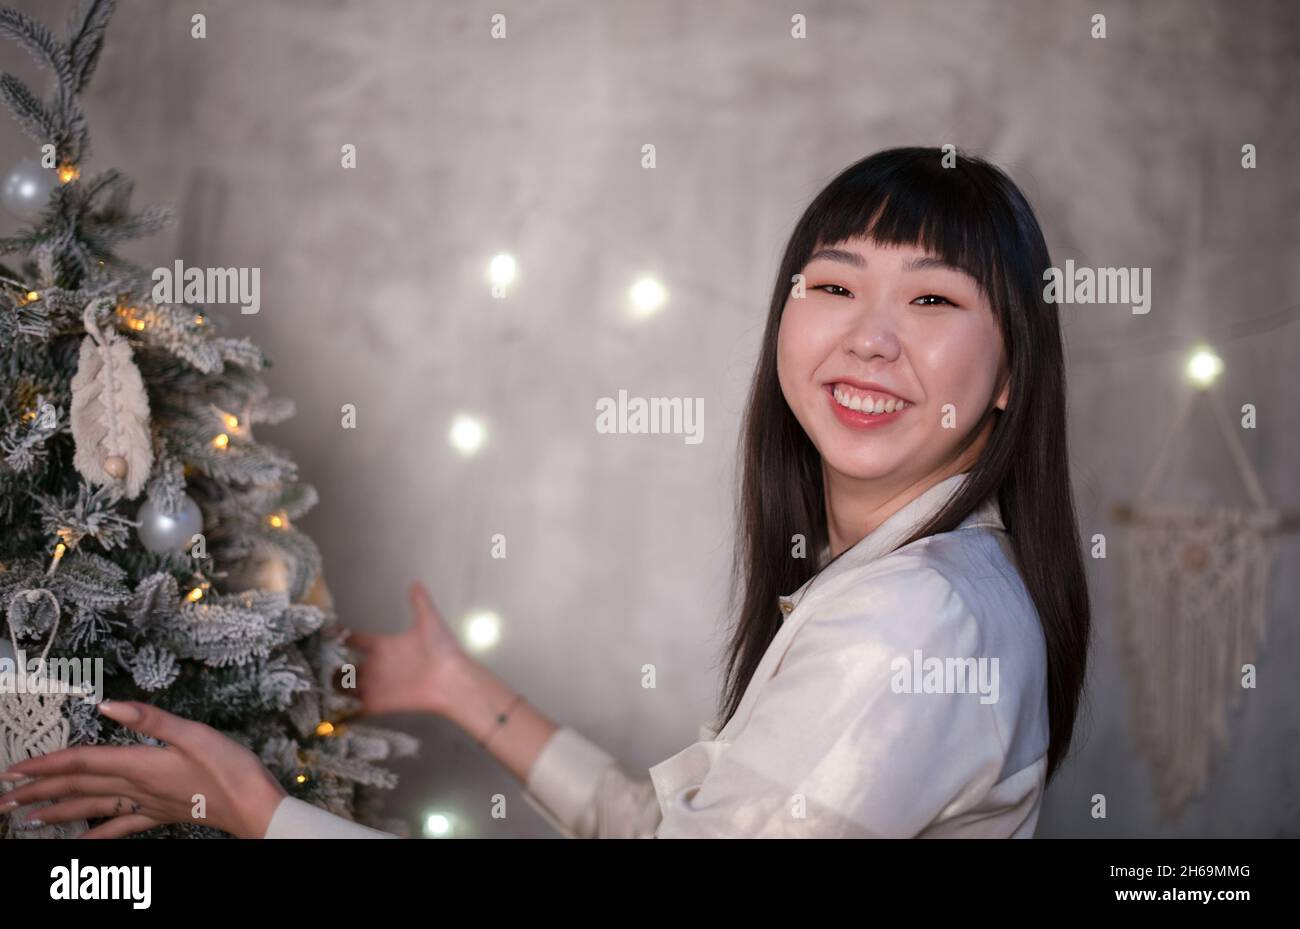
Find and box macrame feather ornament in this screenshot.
[0,590,89,839]
[70,297,154,500]
[1114,383,1280,820]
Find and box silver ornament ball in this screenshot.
[1,158,56,222]
[136,493,204,554]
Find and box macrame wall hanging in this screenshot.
[0,589,90,839]
[1112,357,1297,820]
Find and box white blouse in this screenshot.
[263,471,1049,838]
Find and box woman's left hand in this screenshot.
[0,700,288,839]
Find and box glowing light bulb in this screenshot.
[423,812,453,837]
[628,276,667,318]
[212,433,229,449]
[488,253,517,291]
[1186,347,1223,388]
[449,415,486,456]
[463,610,501,652]
[315,721,335,737]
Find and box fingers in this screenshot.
[1,743,164,782]
[95,700,205,749]
[344,626,378,650]
[0,773,139,809]
[82,814,158,839]
[410,581,441,628]
[11,794,141,828]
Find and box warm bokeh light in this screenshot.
[423,812,453,838]
[488,253,517,291]
[463,610,501,652]
[448,414,486,456]
[628,276,667,318]
[1186,347,1223,388]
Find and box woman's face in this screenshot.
[777,236,1009,488]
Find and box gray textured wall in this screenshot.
[3,0,1297,838]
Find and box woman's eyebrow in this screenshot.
[902,254,975,277]
[806,249,974,279]
[806,247,865,268]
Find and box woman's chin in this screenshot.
[820,453,905,483]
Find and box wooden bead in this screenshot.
[103,455,127,478]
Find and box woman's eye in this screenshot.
[815,284,853,297]
[913,294,956,306]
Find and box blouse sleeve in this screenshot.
[262,796,399,839]
[521,726,663,838]
[654,563,1013,838]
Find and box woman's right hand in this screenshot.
[347,581,470,718]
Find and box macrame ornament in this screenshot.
[0,589,89,839]
[70,297,154,500]
[1112,384,1290,820]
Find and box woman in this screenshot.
[0,146,1090,839]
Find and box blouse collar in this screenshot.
[782,470,1003,606]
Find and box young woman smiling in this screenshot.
[0,147,1091,839]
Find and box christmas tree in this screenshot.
[0,0,414,838]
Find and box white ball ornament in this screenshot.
[136,494,204,554]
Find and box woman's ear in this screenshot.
[995,372,1011,411]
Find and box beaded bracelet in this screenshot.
[478,692,526,751]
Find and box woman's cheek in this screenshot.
[918,318,997,396]
[775,308,814,393]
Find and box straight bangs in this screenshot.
[786,149,1019,331]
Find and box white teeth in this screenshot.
[832,385,909,415]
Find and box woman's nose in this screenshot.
[841,300,901,362]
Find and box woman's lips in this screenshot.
[824,384,910,429]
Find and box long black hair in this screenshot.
[721,146,1090,782]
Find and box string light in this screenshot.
[423,812,454,838]
[185,575,212,603]
[267,511,289,529]
[628,276,668,319]
[295,773,308,785]
[463,610,501,652]
[47,541,67,575]
[448,414,486,456]
[1186,347,1223,388]
[487,253,517,293]
[315,721,335,737]
[115,304,147,331]
[211,433,229,450]
[194,313,206,326]
[20,290,39,304]
[57,163,80,184]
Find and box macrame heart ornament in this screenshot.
[0,589,89,839]
[70,297,154,499]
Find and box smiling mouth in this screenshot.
[828,383,913,415]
